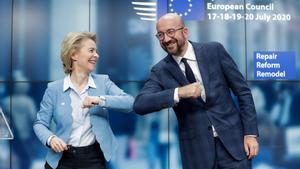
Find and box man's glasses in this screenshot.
[155,27,184,40]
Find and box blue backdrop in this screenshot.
[0,0,300,169]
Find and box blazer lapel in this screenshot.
[192,42,210,103]
[61,89,72,116]
[58,87,73,142]
[88,87,98,96]
[165,54,189,86]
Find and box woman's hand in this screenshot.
[50,136,68,153]
[82,96,102,108]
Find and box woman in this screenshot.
[33,32,134,169]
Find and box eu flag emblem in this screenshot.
[157,0,205,20]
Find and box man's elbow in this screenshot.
[133,99,150,115]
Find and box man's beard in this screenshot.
[162,39,183,56]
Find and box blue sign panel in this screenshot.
[254,51,296,80]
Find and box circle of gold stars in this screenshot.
[169,0,193,17]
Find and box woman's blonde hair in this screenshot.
[60,32,96,74]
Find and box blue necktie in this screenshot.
[181,58,196,83]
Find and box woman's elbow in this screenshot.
[123,95,135,113]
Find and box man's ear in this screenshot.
[183,27,189,38]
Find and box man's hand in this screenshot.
[178,82,202,99]
[50,136,68,153]
[82,96,102,108]
[244,136,259,159]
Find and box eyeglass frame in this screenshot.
[155,27,185,40]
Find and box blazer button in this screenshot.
[203,105,209,110]
[208,126,212,130]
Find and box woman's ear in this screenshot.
[71,52,77,61]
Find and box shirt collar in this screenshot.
[172,41,196,65]
[63,74,96,92]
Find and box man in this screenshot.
[133,13,259,169]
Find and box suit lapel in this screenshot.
[192,42,210,103]
[165,54,189,86]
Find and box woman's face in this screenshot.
[72,38,99,73]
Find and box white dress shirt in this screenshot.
[172,42,206,102]
[64,74,97,146]
[172,42,218,137]
[47,75,101,147]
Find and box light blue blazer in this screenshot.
[33,74,134,168]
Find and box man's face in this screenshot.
[156,19,188,56]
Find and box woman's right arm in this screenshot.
[33,87,55,146]
[33,87,69,152]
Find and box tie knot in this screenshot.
[181,58,188,63]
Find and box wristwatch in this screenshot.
[98,96,106,106]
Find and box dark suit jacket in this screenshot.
[133,41,258,169]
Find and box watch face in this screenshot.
[98,96,106,106]
[99,96,106,101]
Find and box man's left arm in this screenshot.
[217,42,259,159]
